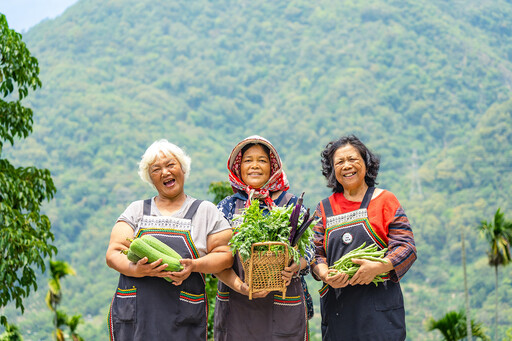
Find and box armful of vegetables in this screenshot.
[229,194,318,266]
[329,242,389,286]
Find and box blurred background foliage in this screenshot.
[1,0,512,339]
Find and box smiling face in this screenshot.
[240,144,271,189]
[149,152,186,200]
[333,144,367,193]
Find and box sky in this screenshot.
[1,0,79,32]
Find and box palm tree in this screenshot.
[478,208,512,340]
[426,310,489,341]
[461,225,472,341]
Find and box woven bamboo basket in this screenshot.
[241,241,289,300]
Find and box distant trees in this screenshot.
[0,14,57,325]
[478,208,512,341]
[426,310,489,341]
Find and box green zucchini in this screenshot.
[122,248,174,283]
[129,238,183,272]
[140,235,182,260]
[121,249,142,263]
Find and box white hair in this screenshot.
[138,139,191,187]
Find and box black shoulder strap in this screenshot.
[321,198,334,218]
[184,199,203,220]
[360,187,375,209]
[143,198,152,216]
[277,192,295,207]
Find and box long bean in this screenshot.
[328,243,389,286]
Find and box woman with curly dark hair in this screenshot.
[311,135,417,340]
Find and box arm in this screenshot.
[214,266,270,298]
[383,205,417,281]
[105,221,169,278]
[349,204,416,285]
[309,203,351,288]
[169,229,234,285]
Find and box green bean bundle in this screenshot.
[329,242,389,286]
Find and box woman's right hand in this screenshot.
[130,257,170,277]
[316,264,350,288]
[235,277,270,298]
[323,269,350,288]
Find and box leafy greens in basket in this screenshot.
[229,194,317,265]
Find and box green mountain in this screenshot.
[3,0,512,339]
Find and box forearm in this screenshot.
[386,206,417,280]
[214,268,245,293]
[106,246,141,277]
[193,248,233,274]
[312,263,330,282]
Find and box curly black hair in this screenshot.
[321,135,380,193]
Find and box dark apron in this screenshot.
[214,195,307,341]
[108,199,208,341]
[319,188,406,341]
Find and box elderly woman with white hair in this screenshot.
[106,139,233,341]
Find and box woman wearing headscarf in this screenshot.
[311,135,417,340]
[213,135,313,341]
[106,139,233,341]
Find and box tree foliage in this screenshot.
[1,0,512,339]
[478,208,512,340]
[427,309,489,341]
[46,260,83,341]
[0,14,56,325]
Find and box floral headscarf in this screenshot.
[228,135,289,208]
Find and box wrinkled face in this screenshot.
[149,152,185,199]
[240,144,271,189]
[333,144,367,192]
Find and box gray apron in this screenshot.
[319,187,406,341]
[214,194,307,341]
[108,199,207,341]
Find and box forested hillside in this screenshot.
[2,0,512,339]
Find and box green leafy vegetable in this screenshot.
[229,199,316,265]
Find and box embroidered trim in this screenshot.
[135,228,200,259]
[108,296,115,341]
[138,215,191,230]
[318,284,329,298]
[216,290,229,302]
[326,208,367,226]
[273,294,302,306]
[115,286,137,298]
[180,291,205,304]
[325,216,387,250]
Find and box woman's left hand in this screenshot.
[167,258,196,285]
[349,258,383,285]
[282,262,300,286]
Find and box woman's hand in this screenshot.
[315,264,350,289]
[237,281,270,298]
[130,257,171,277]
[282,262,300,286]
[167,258,196,285]
[349,258,392,286]
[323,269,350,289]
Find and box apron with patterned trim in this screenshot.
[108,199,207,341]
[214,194,307,341]
[319,187,406,341]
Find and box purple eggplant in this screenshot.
[288,192,304,244]
[291,209,314,247]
